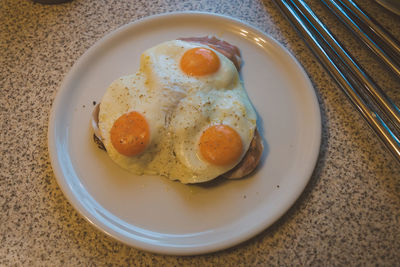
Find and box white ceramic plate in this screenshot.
[48,12,321,255]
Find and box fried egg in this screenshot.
[98,40,257,183]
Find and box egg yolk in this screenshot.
[110,111,150,156]
[199,125,243,166]
[180,47,220,76]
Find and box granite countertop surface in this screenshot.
[1,0,399,265]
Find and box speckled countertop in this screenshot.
[1,0,400,265]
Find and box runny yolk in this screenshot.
[199,125,243,166]
[110,111,150,156]
[180,47,220,76]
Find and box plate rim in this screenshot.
[48,11,322,255]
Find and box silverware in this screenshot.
[375,0,400,16]
[322,0,400,78]
[295,0,400,133]
[273,0,400,163]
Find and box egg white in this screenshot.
[169,84,257,183]
[98,40,257,183]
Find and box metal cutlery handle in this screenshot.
[339,0,400,57]
[323,0,400,78]
[293,0,400,134]
[273,0,400,163]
